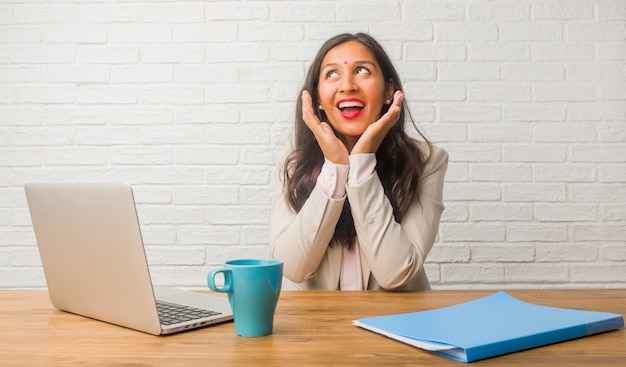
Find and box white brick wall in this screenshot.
[1,0,624,289]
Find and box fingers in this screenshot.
[300,90,320,130]
[391,90,404,108]
[301,90,328,137]
[369,90,403,136]
[382,90,404,125]
[301,90,349,164]
[351,91,404,154]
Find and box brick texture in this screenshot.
[1,0,624,289]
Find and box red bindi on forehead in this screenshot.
[344,61,347,64]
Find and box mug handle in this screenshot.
[207,269,233,293]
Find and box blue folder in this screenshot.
[353,291,624,363]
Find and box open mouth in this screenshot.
[337,100,365,119]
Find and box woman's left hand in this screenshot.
[351,90,404,155]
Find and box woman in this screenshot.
[270,33,448,290]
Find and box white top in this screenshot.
[317,154,376,290]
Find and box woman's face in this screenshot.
[317,41,393,149]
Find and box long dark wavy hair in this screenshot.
[283,33,433,250]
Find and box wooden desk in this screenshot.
[0,289,624,366]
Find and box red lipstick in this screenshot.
[337,98,365,120]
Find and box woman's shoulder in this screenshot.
[414,141,448,162]
[275,137,295,166]
[415,141,448,176]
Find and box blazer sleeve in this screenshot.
[347,145,448,289]
[269,144,346,283]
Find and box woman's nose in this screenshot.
[339,74,357,93]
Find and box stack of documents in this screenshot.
[353,291,624,363]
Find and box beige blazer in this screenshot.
[270,142,448,291]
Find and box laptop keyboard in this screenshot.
[156,301,222,326]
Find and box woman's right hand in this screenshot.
[301,90,349,165]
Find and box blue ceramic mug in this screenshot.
[207,259,283,337]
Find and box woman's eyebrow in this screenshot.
[321,60,377,70]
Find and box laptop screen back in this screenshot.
[25,183,162,335]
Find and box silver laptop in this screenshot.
[24,182,233,335]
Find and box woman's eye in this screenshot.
[326,70,339,79]
[355,67,370,75]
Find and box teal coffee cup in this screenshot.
[207,259,283,337]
